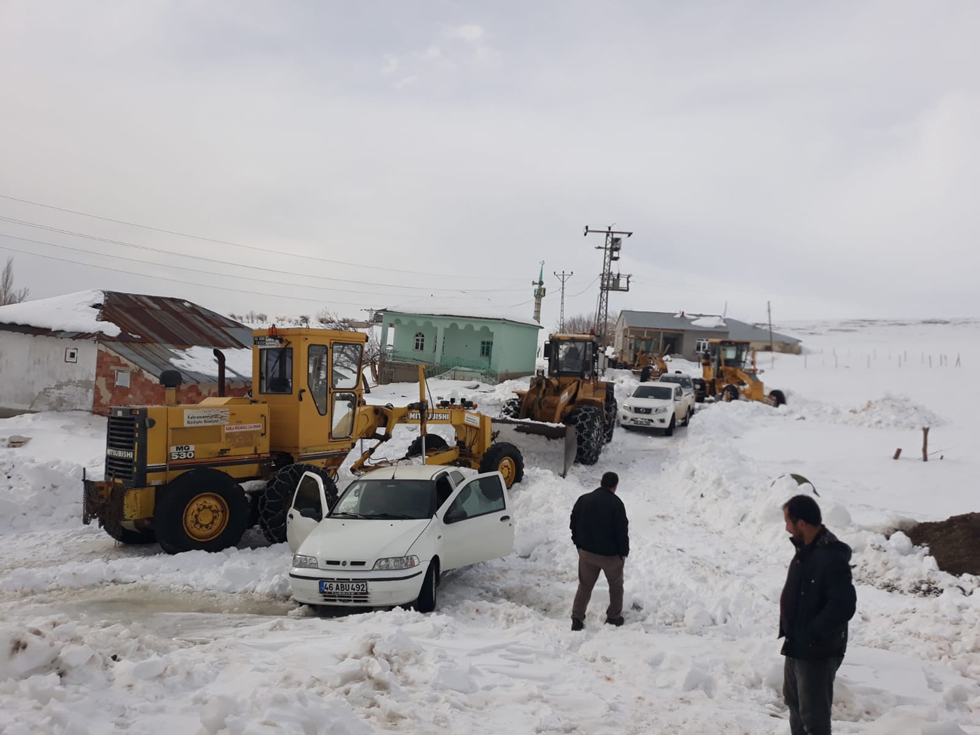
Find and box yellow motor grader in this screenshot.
[498,333,616,466]
[83,327,527,555]
[695,339,786,407]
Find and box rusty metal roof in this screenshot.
[108,342,252,385]
[0,290,251,347]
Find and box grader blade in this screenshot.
[492,418,577,478]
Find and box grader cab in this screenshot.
[83,327,525,554]
[498,333,616,466]
[696,339,786,407]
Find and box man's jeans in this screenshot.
[783,656,844,735]
[571,549,624,621]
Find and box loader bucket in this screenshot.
[492,418,577,478]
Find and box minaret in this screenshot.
[532,261,546,323]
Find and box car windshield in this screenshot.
[633,385,674,400]
[660,375,693,388]
[330,479,435,520]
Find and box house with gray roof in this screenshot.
[613,310,802,363]
[0,290,252,416]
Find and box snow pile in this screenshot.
[691,315,726,329]
[0,412,106,535]
[788,394,946,430]
[170,346,253,380]
[0,455,87,533]
[0,543,293,596]
[0,290,121,336]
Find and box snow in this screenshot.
[0,289,121,337]
[1,317,980,733]
[169,346,253,380]
[690,315,727,329]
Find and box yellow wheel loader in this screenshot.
[83,327,527,555]
[695,339,786,407]
[498,333,616,466]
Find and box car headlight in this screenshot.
[653,407,669,414]
[292,554,319,569]
[373,556,420,571]
[622,404,633,413]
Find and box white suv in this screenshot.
[620,383,695,436]
[287,464,515,612]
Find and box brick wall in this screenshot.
[93,346,250,415]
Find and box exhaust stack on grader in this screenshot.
[84,327,525,555]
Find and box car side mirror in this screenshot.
[299,507,322,521]
[444,508,465,524]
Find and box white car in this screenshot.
[286,464,515,612]
[620,383,695,435]
[657,372,696,397]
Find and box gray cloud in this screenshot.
[0,0,977,326]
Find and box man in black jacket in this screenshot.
[780,495,857,735]
[570,471,629,631]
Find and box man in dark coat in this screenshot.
[570,471,629,631]
[780,495,857,735]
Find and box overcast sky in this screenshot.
[1,1,978,327]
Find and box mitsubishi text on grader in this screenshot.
[695,339,786,407]
[498,333,616,466]
[83,327,526,554]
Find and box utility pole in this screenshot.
[532,261,546,323]
[584,225,632,345]
[554,270,573,332]
[361,307,379,324]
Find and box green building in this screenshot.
[378,308,542,384]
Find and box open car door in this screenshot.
[286,471,330,553]
[439,472,514,570]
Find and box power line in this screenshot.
[0,192,527,282]
[0,240,504,311]
[0,217,527,294]
[0,231,506,302]
[568,274,600,298]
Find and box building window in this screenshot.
[695,339,709,354]
[480,340,493,358]
[65,348,78,364]
[114,370,131,388]
[414,332,425,351]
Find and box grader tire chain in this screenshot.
[499,397,523,419]
[567,405,604,466]
[258,464,339,544]
[603,391,618,445]
[404,434,449,459]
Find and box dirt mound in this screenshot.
[907,513,980,577]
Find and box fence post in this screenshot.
[922,427,930,462]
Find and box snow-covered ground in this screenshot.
[1,319,978,734]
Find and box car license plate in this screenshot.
[635,418,652,425]
[319,581,368,596]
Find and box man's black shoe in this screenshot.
[571,618,584,631]
[605,616,625,627]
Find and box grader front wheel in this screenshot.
[479,442,524,487]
